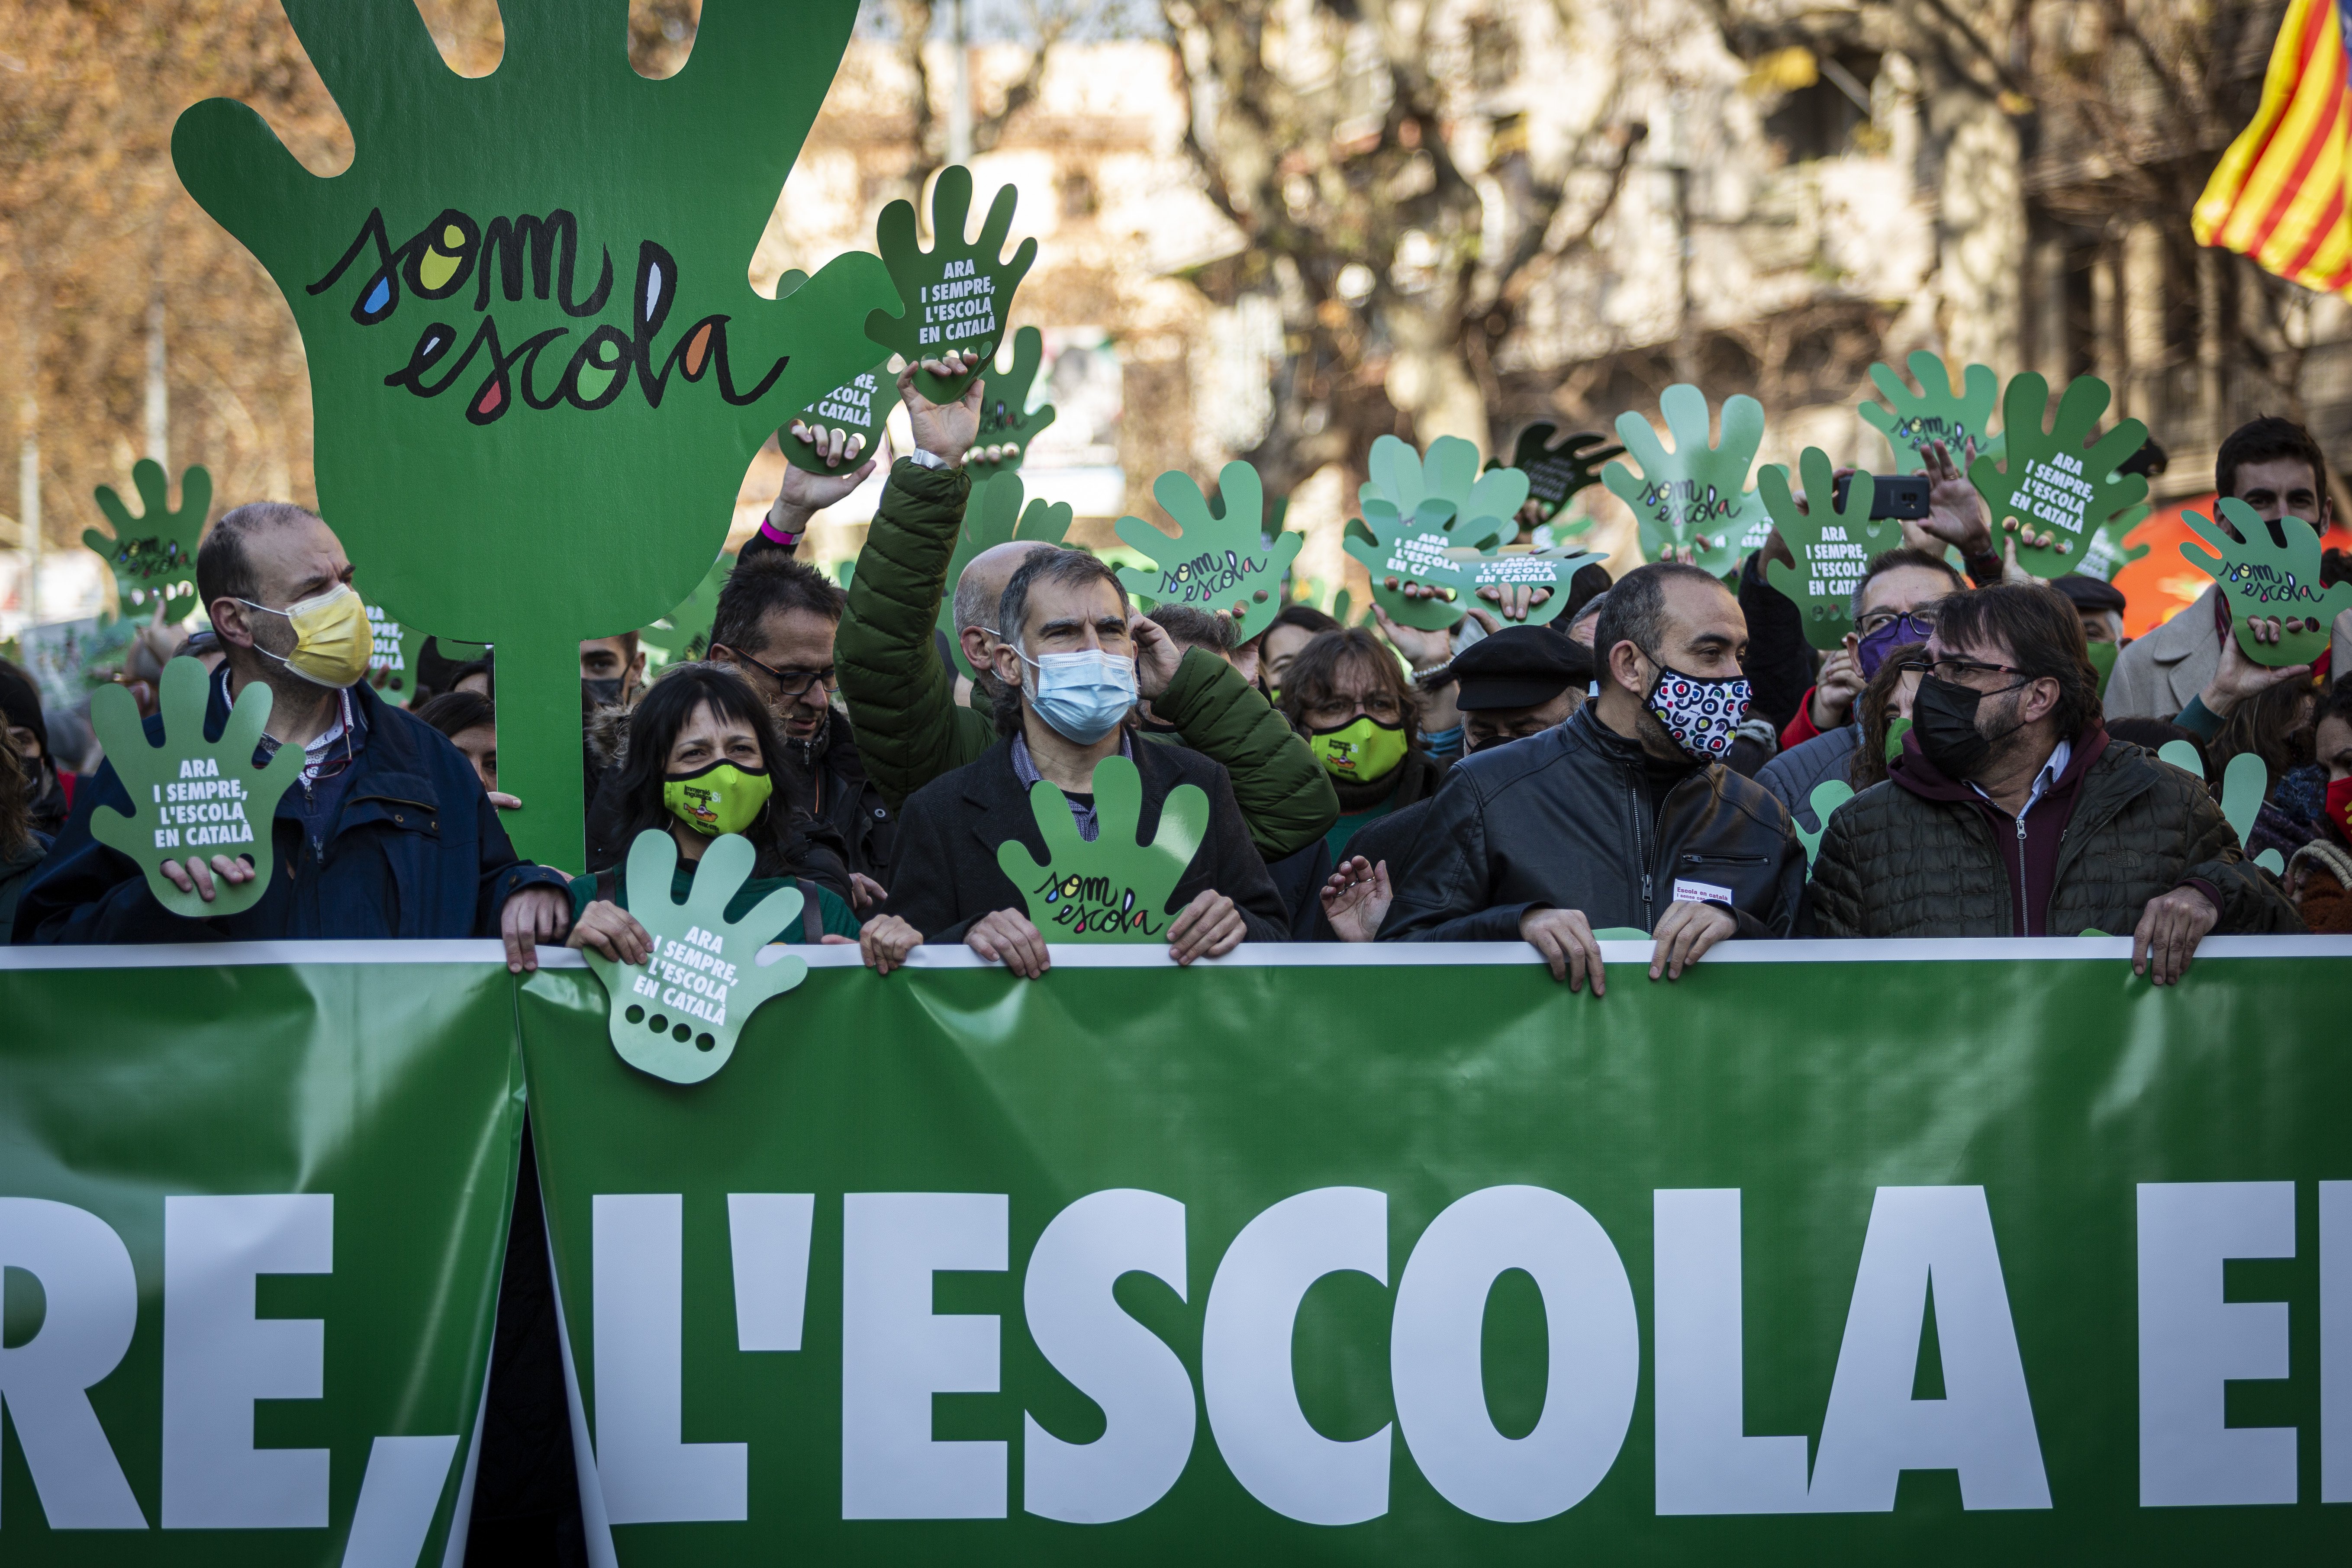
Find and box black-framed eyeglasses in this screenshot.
[726,647,838,700]
[1857,608,1935,638]
[1928,655,2027,684]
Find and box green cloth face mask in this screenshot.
[663,760,773,837]
[1309,715,1408,783]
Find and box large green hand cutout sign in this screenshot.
[1760,450,1892,650]
[1116,462,1302,642]
[171,0,896,870]
[967,325,1056,477]
[1966,373,2148,580]
[1602,385,1769,574]
[2077,503,2150,583]
[1859,352,2004,473]
[641,554,731,668]
[865,165,1034,406]
[585,829,809,1085]
[85,460,211,620]
[2181,499,2352,668]
[995,754,1207,941]
[1344,435,1522,631]
[938,471,1073,680]
[87,656,303,918]
[1498,423,1622,521]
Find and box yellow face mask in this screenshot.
[239,582,372,689]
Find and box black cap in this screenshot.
[1445,626,1595,711]
[2053,573,2127,614]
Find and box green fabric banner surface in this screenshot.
[0,945,522,1565]
[513,940,2352,1565]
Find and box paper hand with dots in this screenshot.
[938,470,1073,679]
[169,0,895,872]
[585,829,809,1085]
[1967,373,2148,580]
[1500,422,1622,520]
[2076,504,2150,583]
[995,755,1207,943]
[1859,351,2004,473]
[864,164,1035,405]
[88,657,304,918]
[86,460,211,621]
[1601,385,1771,574]
[1761,449,1894,650]
[1344,435,1526,630]
[965,325,1057,477]
[1115,462,1302,643]
[2180,498,2352,669]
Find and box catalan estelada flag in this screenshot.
[2195,0,2352,293]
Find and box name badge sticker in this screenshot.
[1672,877,1734,905]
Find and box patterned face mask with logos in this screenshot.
[1308,715,1409,782]
[1644,657,1750,763]
[663,761,773,837]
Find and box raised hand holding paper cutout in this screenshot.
[88,657,303,918]
[995,755,1207,942]
[86,460,211,620]
[1761,450,1891,650]
[584,829,809,1085]
[1344,435,1525,630]
[864,164,1035,405]
[938,472,1073,678]
[2076,503,2151,583]
[2179,499,2352,668]
[1116,462,1301,642]
[965,325,1056,474]
[1859,352,2003,473]
[1966,373,2148,579]
[1601,385,1769,574]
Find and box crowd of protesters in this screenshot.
[6,364,2349,980]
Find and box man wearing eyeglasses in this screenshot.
[1809,583,2300,982]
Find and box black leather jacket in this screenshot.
[1378,704,1805,942]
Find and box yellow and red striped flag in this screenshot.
[2196,0,2352,293]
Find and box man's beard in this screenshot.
[778,702,831,765]
[1975,687,2034,772]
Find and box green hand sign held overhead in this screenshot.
[171,0,899,872]
[1601,384,1770,574]
[1115,462,1303,642]
[585,828,809,1084]
[772,265,894,477]
[965,325,1057,477]
[1859,351,2004,473]
[1494,422,1623,520]
[1761,449,1890,650]
[996,755,1208,942]
[86,459,211,620]
[1966,373,2148,580]
[1344,435,1524,630]
[865,164,1037,405]
[2180,498,2352,668]
[938,470,1073,679]
[88,656,305,918]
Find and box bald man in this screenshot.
[835,361,1334,858]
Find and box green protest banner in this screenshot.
[516,940,2352,1565]
[0,945,523,1564]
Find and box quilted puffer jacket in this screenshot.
[1808,734,2302,937]
[836,457,1337,857]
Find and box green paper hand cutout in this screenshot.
[865,165,1035,405]
[1967,374,2148,579]
[88,656,303,918]
[1115,462,1302,642]
[2179,499,2352,668]
[1859,352,2004,473]
[1885,716,1911,762]
[966,325,1056,476]
[1344,435,1524,630]
[584,828,809,1085]
[938,471,1073,679]
[1602,385,1770,574]
[361,596,430,705]
[995,755,1207,941]
[1796,779,1857,868]
[2219,751,2288,877]
[2087,638,2118,697]
[1760,450,1892,650]
[776,267,891,476]
[2075,503,2150,584]
[641,554,731,667]
[86,460,211,619]
[1496,423,1623,519]
[2156,739,2204,779]
[171,0,896,873]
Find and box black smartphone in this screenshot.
[1831,473,1930,521]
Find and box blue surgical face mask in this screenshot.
[1018,644,1138,744]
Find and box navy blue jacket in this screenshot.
[14,669,565,945]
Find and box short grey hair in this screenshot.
[998,548,1129,654]
[952,565,1000,638]
[1145,602,1235,656]
[195,501,319,611]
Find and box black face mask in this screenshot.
[1912,673,2027,780]
[583,677,625,707]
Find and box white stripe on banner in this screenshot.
[339,1435,460,1568]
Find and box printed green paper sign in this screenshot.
[2076,504,2150,583]
[1859,351,2004,473]
[585,829,810,1085]
[641,554,731,667]
[87,656,303,917]
[995,753,1206,940]
[1966,374,2148,580]
[2179,499,2352,668]
[1498,422,1622,520]
[1344,435,1525,630]
[1762,451,1891,650]
[865,164,1036,405]
[362,595,428,705]
[940,472,1073,679]
[171,0,898,871]
[1116,461,1302,642]
[85,460,211,620]
[1602,385,1770,574]
[968,325,1057,475]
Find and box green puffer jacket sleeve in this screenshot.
[1146,647,1339,860]
[837,458,992,811]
